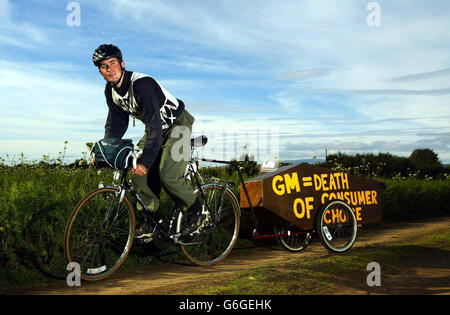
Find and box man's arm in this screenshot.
[104,88,129,139]
[133,77,165,171]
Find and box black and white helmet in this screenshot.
[92,44,122,67]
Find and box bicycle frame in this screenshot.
[106,160,231,245]
[102,168,181,242]
[192,157,259,235]
[185,149,239,224]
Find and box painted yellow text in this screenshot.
[314,172,349,191]
[321,190,378,206]
[293,197,314,219]
[272,172,301,196]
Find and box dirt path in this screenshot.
[16,217,450,295]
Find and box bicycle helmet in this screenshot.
[92,44,123,67]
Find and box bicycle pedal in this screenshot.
[135,237,153,244]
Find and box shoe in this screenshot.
[134,220,155,241]
[182,202,209,236]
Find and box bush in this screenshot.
[320,150,448,179]
[379,179,450,222]
[409,148,441,167]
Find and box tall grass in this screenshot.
[0,162,116,287]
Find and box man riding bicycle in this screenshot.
[92,44,204,241]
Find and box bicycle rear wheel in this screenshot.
[315,199,357,253]
[64,188,135,281]
[179,183,240,266]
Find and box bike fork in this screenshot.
[104,187,125,230]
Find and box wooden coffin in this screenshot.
[240,163,383,230]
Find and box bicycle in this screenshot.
[64,136,240,281]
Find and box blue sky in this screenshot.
[1,0,449,164]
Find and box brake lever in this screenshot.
[132,147,143,169]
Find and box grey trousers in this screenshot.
[133,110,197,213]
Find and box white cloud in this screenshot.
[0,1,49,47]
[0,60,124,161]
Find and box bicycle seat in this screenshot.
[191,135,208,148]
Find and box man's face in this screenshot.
[98,57,125,83]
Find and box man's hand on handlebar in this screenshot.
[132,163,147,176]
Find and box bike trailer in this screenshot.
[90,138,134,170]
[240,163,383,230]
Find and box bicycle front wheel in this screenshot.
[179,183,240,266]
[315,199,357,253]
[64,188,135,281]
